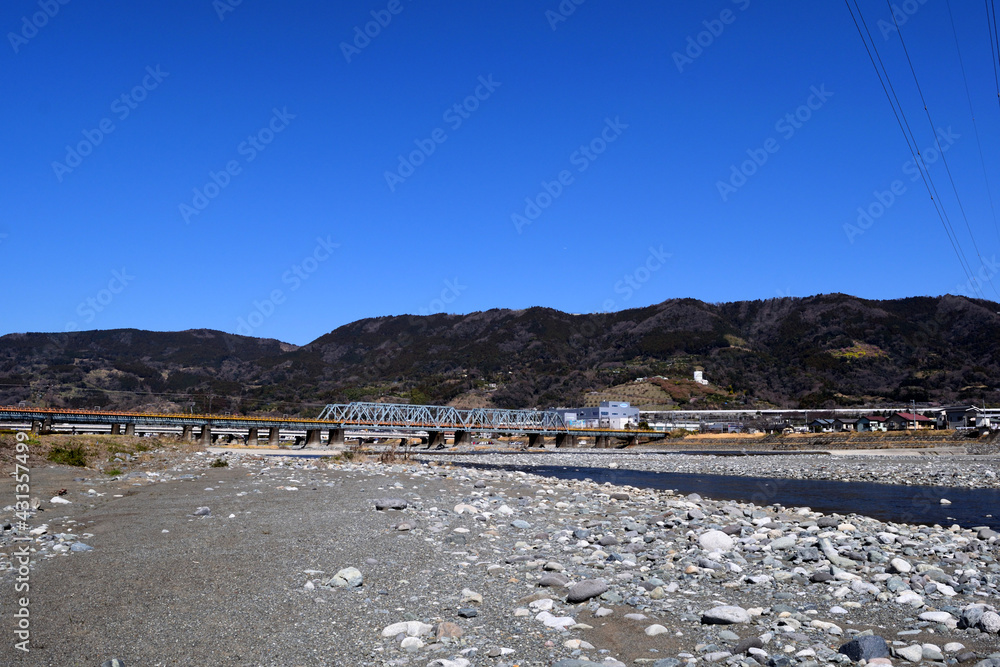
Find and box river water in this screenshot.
[460,463,1000,531]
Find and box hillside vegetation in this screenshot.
[0,294,997,415]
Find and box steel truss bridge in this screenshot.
[0,403,664,448]
[317,402,567,430]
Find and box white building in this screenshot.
[693,370,708,385]
[555,401,639,429]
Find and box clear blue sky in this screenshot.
[4,0,1000,344]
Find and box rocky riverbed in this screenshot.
[428,451,1000,491]
[2,450,999,666]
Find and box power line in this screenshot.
[885,0,1000,300]
[988,0,1000,116]
[948,0,1000,251]
[845,0,984,298]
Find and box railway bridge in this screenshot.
[0,402,665,449]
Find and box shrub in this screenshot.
[105,468,123,476]
[47,445,88,467]
[210,457,228,468]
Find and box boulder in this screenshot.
[838,636,891,662]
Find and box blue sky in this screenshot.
[4,0,1000,344]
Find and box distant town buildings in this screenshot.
[555,401,639,429]
[638,404,999,435]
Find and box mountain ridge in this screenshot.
[1,293,997,415]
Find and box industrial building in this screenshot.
[555,401,640,429]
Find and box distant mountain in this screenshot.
[1,294,997,415]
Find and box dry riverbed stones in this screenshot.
[5,448,1000,665]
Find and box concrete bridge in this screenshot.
[0,402,665,449]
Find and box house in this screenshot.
[808,418,835,433]
[856,415,888,432]
[885,412,934,430]
[936,405,1000,430]
[833,418,858,432]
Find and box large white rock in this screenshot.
[895,645,924,663]
[645,624,669,636]
[535,611,575,630]
[698,530,734,552]
[895,591,924,608]
[399,636,423,652]
[919,611,956,626]
[981,611,1000,634]
[889,557,912,574]
[702,605,751,624]
[380,621,434,638]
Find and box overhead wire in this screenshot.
[988,0,1000,115]
[948,0,1000,251]
[844,0,985,298]
[885,0,1000,300]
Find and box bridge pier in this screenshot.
[594,435,612,448]
[425,431,444,449]
[110,423,122,435]
[181,424,194,441]
[247,427,259,446]
[328,428,345,448]
[199,425,212,446]
[268,427,280,447]
[30,420,41,435]
[626,435,639,448]
[452,430,471,447]
[528,433,546,448]
[124,423,135,436]
[305,429,323,448]
[555,433,578,448]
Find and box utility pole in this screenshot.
[911,399,916,431]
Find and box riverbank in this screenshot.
[426,451,1000,491]
[2,448,999,666]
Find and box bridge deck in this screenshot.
[0,406,664,439]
